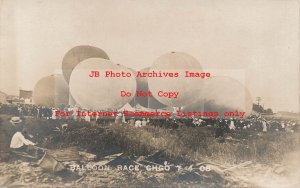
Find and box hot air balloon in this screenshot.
[69,58,136,110]
[33,74,69,107]
[61,45,110,106]
[62,45,110,83]
[182,76,253,117]
[148,52,203,107]
[135,67,167,109]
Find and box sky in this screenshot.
[0,0,299,112]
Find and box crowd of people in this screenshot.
[0,103,53,119]
[0,102,298,162]
[0,102,298,134]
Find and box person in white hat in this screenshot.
[9,116,22,125]
[9,116,24,130]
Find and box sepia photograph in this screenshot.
[0,0,299,187]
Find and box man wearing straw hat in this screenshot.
[9,116,37,154]
[9,116,24,130]
[0,116,26,161]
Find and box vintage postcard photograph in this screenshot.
[0,0,299,187]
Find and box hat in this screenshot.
[10,117,22,124]
[62,124,68,130]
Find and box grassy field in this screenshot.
[107,125,299,165]
[1,114,300,187]
[25,119,299,165]
[2,114,299,165]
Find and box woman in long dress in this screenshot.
[262,121,267,132]
[229,119,235,130]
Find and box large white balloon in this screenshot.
[33,74,69,107]
[69,58,136,110]
[182,76,253,117]
[62,45,109,83]
[115,64,137,108]
[148,52,203,107]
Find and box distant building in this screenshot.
[0,91,7,103]
[6,95,20,104]
[19,90,32,100]
[19,89,33,104]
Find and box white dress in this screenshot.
[229,120,235,130]
[262,121,267,132]
[85,115,91,122]
[52,109,57,120]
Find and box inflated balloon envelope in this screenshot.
[148,52,204,107]
[182,76,253,118]
[61,45,110,106]
[62,45,110,83]
[33,74,69,108]
[69,58,136,110]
